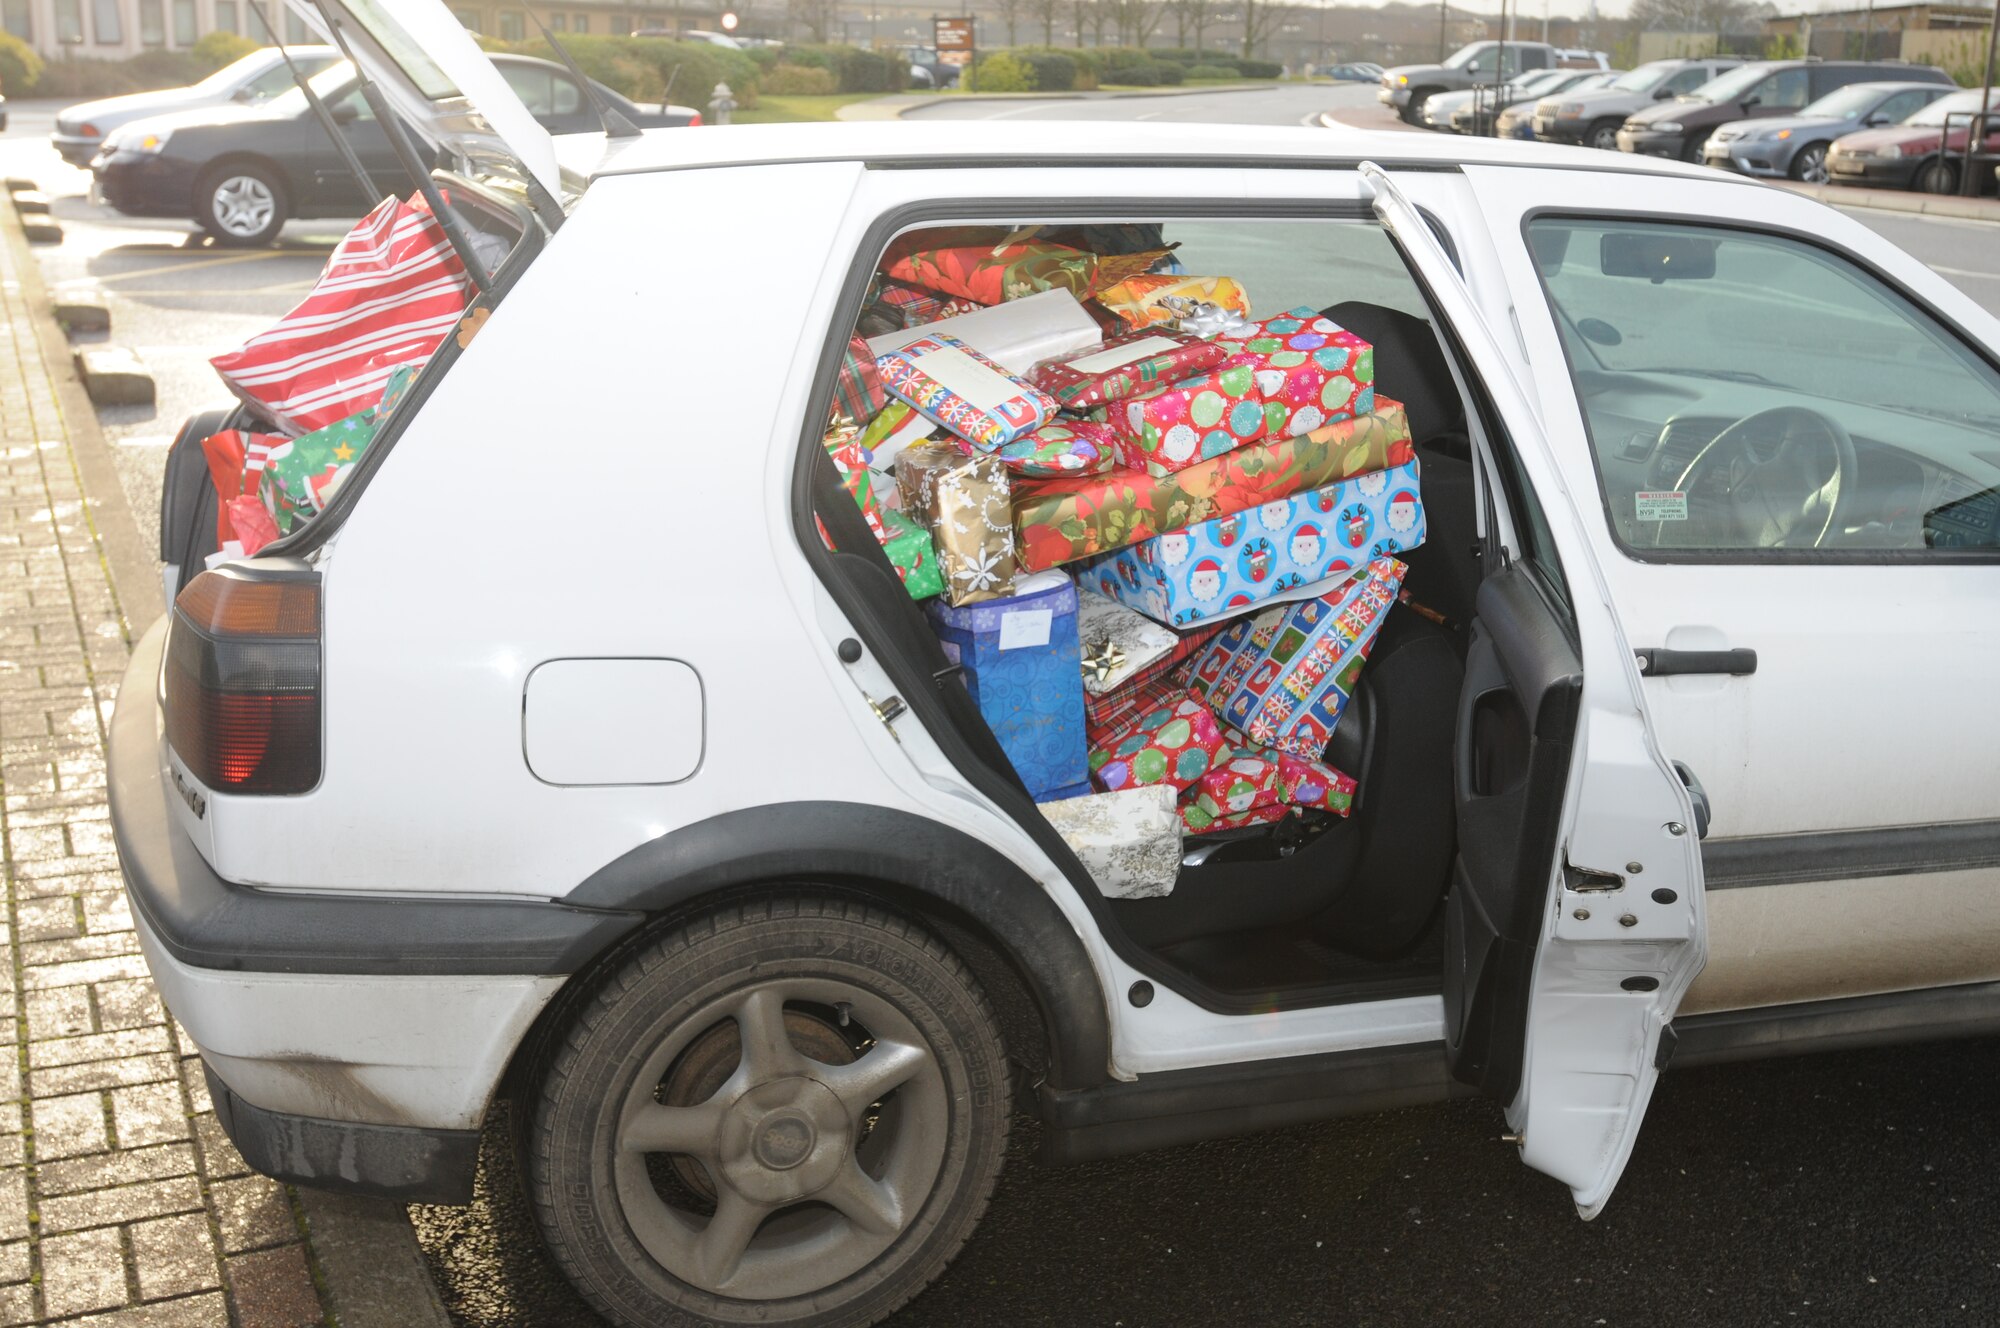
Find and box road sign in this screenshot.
[935,16,975,70]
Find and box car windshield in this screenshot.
[1511,69,1571,96]
[1685,64,1773,104]
[1608,62,1674,92]
[265,61,358,113]
[1443,42,1493,70]
[1905,89,1989,126]
[190,51,273,95]
[1800,84,1896,120]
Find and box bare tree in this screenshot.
[995,0,1029,45]
[1031,0,1064,43]
[787,0,838,43]
[1239,0,1287,57]
[1071,0,1109,46]
[1629,0,1772,33]
[1171,0,1217,50]
[1106,0,1165,46]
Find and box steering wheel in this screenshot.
[1655,406,1859,550]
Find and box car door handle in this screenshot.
[1634,647,1757,677]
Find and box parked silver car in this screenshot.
[1702,81,1956,183]
[52,46,337,166]
[1532,57,1742,150]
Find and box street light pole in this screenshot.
[1438,0,1447,63]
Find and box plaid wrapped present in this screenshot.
[1082,622,1225,730]
[1028,328,1229,412]
[834,335,887,424]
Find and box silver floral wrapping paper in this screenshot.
[1039,784,1182,900]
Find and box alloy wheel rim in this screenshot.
[1591,126,1617,150]
[1798,147,1829,184]
[611,977,948,1300]
[212,175,275,237]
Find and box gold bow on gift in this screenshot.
[1080,635,1127,686]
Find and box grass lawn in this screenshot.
[730,93,893,124]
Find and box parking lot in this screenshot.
[4,88,2000,1328]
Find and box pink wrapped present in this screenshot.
[1087,688,1231,795]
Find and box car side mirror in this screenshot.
[1864,112,1889,126]
[1741,95,1760,109]
[1600,231,1717,282]
[1466,60,1481,73]
[1652,87,1673,98]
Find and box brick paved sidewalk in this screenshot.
[0,224,334,1322]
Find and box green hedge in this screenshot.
[0,30,42,95]
[759,62,837,94]
[1185,63,1238,80]
[782,44,907,92]
[482,35,762,108]
[970,50,1034,92]
[1020,50,1077,92]
[1233,58,1282,78]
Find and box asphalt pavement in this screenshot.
[3,86,1999,1328]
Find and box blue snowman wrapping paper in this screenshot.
[926,569,1090,799]
[1081,459,1426,627]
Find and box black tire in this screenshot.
[1680,133,1709,163]
[1788,143,1829,184]
[524,896,1011,1328]
[194,161,289,247]
[1401,90,1438,125]
[1586,118,1621,151]
[1914,158,1957,195]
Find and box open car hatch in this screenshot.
[285,0,563,202]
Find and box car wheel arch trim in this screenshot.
[559,800,1115,1093]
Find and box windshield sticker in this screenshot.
[1635,490,1688,522]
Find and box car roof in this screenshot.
[562,119,1745,185]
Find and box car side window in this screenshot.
[500,66,555,116]
[1761,68,1811,109]
[333,88,375,122]
[1663,66,1711,95]
[551,74,584,115]
[244,65,299,101]
[1527,217,2000,557]
[1874,89,1930,123]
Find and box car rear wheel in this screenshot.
[196,163,288,247]
[1401,91,1437,125]
[523,895,1011,1328]
[1587,119,1620,150]
[1788,143,1829,184]
[1914,158,1958,194]
[1680,133,1709,163]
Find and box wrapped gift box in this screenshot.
[1278,751,1358,815]
[868,289,1102,375]
[834,335,888,424]
[1076,588,1180,697]
[1186,752,1288,827]
[1082,623,1225,730]
[928,570,1088,799]
[1028,328,1230,411]
[1188,556,1407,756]
[258,409,382,535]
[897,441,1018,606]
[881,230,1167,307]
[1217,307,1375,444]
[878,335,1058,453]
[1082,460,1426,627]
[988,418,1120,479]
[1014,400,1412,574]
[868,279,982,329]
[824,424,889,542]
[1039,784,1182,900]
[1087,688,1231,795]
[1096,274,1251,330]
[1184,803,1291,835]
[211,193,469,436]
[1104,307,1375,477]
[881,508,944,600]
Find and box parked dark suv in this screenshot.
[1616,59,1955,162]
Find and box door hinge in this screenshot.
[866,693,907,741]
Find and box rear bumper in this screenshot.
[1378,86,1410,107]
[1827,156,1920,187]
[108,616,639,1200]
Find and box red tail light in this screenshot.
[688,111,703,127]
[163,568,321,795]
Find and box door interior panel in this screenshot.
[1443,564,1582,1102]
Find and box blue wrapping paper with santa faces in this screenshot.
[927,569,1090,799]
[1081,459,1426,627]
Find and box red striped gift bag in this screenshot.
[210,193,470,436]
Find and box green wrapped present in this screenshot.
[882,508,944,600]
[258,410,380,534]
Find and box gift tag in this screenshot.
[999,609,1053,651]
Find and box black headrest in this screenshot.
[1321,301,1467,449]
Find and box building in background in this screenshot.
[1763,3,1993,72]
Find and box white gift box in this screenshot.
[1076,589,1181,696]
[1040,785,1182,900]
[867,289,1102,375]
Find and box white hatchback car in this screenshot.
[110,5,2000,1326]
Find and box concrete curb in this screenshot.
[842,81,1284,120]
[73,346,155,405]
[1771,179,1999,223]
[1,198,455,1328]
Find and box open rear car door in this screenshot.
[1361,164,1708,1217]
[285,0,563,204]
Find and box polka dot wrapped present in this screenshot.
[1104,307,1375,478]
[1087,688,1232,796]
